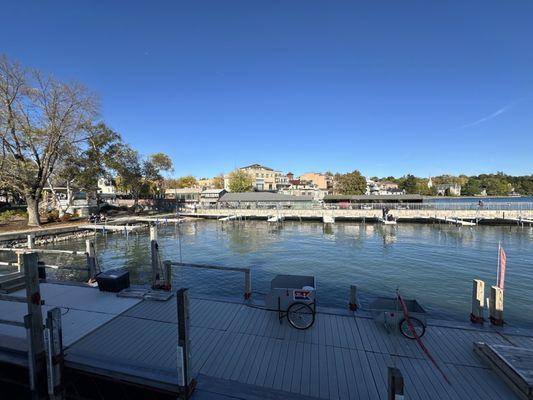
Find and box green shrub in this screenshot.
[59,213,73,222]
[0,209,28,222]
[46,210,60,222]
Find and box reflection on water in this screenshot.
[2,220,532,326]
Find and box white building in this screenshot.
[97,178,116,195]
[280,181,327,201]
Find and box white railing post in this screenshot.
[150,225,159,289]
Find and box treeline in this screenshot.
[372,173,533,196]
[0,55,172,226]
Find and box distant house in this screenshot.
[97,177,116,195]
[200,189,227,204]
[436,184,461,196]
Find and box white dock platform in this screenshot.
[218,215,238,222]
[433,217,477,226]
[79,224,143,232]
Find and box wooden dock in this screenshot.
[1,281,530,399]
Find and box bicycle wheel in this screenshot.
[287,302,315,330]
[399,317,425,339]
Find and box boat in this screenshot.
[379,217,397,225]
[323,215,335,224]
[267,215,283,223]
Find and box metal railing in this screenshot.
[183,201,533,212]
[168,261,252,299]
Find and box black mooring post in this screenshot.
[388,366,404,400]
[177,288,196,398]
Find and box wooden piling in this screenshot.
[44,307,64,399]
[85,240,97,281]
[17,251,23,273]
[349,285,358,311]
[489,285,504,326]
[470,279,485,324]
[27,234,35,249]
[387,366,404,400]
[23,252,45,399]
[163,260,172,291]
[177,288,196,398]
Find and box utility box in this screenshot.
[265,274,316,310]
[96,269,130,292]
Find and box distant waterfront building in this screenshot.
[200,189,226,205]
[164,187,201,203]
[324,194,423,205]
[274,171,290,190]
[224,164,277,192]
[280,180,327,201]
[436,184,461,196]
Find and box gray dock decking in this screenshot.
[0,282,530,399]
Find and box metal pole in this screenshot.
[45,307,63,399]
[151,225,159,289]
[177,288,196,398]
[349,285,358,311]
[387,366,404,400]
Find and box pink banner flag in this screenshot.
[498,246,507,289]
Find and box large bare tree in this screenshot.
[0,55,97,225]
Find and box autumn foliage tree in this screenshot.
[0,55,97,225]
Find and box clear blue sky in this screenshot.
[2,1,532,178]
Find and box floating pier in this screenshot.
[0,278,529,399]
[432,216,477,226]
[79,224,143,232]
[218,215,238,222]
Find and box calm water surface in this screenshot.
[6,220,533,327]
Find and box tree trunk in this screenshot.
[26,195,41,226]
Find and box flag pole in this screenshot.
[496,241,501,287]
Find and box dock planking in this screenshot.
[0,282,530,399]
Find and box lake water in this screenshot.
[5,220,533,327]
